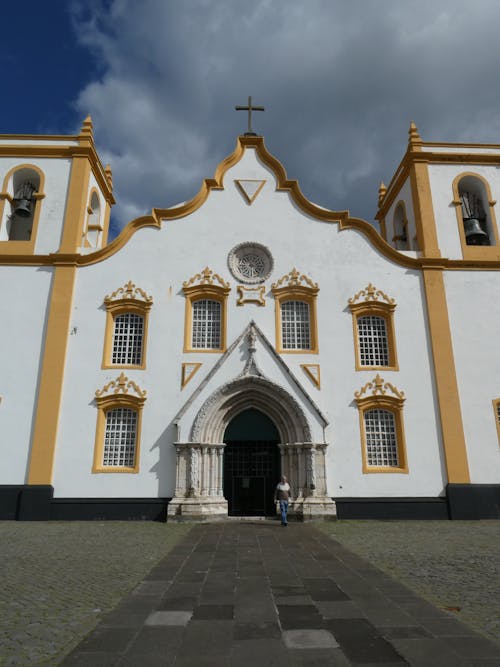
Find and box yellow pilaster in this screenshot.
[422,268,470,483]
[407,123,441,258]
[28,265,77,484]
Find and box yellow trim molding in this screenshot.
[181,362,202,389]
[0,163,46,254]
[27,265,77,484]
[92,373,146,473]
[271,268,319,354]
[301,364,321,388]
[236,285,266,306]
[183,267,230,353]
[355,374,408,474]
[348,283,398,371]
[234,179,266,204]
[422,268,470,482]
[492,399,500,448]
[451,172,500,260]
[102,281,153,369]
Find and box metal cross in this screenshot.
[235,96,265,136]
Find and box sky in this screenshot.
[3,0,500,237]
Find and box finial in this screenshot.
[80,115,93,138]
[378,181,387,207]
[408,121,422,149]
[105,164,113,189]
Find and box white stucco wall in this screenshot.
[0,266,53,483]
[445,271,500,483]
[53,147,446,499]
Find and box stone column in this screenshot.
[209,447,217,496]
[201,446,208,497]
[168,442,228,520]
[216,445,225,496]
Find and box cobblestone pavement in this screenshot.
[0,522,192,666]
[318,520,500,645]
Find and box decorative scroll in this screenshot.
[348,283,395,306]
[183,267,230,290]
[95,372,147,399]
[236,285,266,306]
[355,374,405,401]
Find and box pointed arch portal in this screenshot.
[168,376,336,520]
[223,408,280,516]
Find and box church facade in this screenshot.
[0,117,499,521]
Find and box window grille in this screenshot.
[358,315,389,366]
[103,408,137,467]
[281,300,311,349]
[112,313,144,365]
[497,404,500,425]
[192,299,221,349]
[364,409,399,467]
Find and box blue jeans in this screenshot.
[279,500,289,525]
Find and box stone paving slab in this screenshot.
[58,522,500,666]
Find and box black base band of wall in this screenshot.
[335,497,449,520]
[2,484,500,521]
[447,483,500,519]
[0,486,170,521]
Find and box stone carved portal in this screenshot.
[168,375,336,520]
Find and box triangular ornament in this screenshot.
[234,179,266,204]
[301,364,321,389]
[181,362,202,389]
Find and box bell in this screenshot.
[14,199,32,218]
[463,218,490,246]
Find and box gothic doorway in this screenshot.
[223,408,280,516]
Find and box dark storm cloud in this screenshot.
[71,0,500,231]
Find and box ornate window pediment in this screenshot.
[93,373,147,474]
[271,268,319,354]
[348,284,398,370]
[354,374,408,474]
[183,267,230,353]
[102,282,153,369]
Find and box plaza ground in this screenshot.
[0,519,498,665]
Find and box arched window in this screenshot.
[392,203,409,250]
[281,300,311,350]
[102,281,153,369]
[271,268,319,353]
[83,190,103,249]
[357,315,389,367]
[453,174,499,253]
[192,299,222,349]
[93,373,146,473]
[355,375,408,473]
[183,267,230,353]
[0,165,45,246]
[363,409,399,467]
[348,284,398,370]
[112,313,145,365]
[103,407,138,468]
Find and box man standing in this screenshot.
[274,475,292,526]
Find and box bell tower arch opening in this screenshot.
[223,408,280,516]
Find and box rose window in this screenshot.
[228,243,273,284]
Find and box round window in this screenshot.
[228,242,273,284]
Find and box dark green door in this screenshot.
[223,409,280,516]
